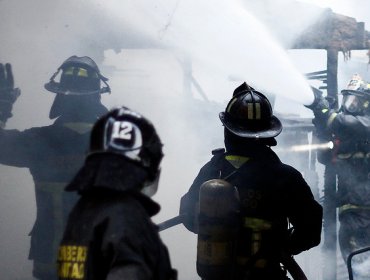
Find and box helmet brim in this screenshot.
[44,81,110,95]
[219,112,282,138]
[340,89,367,98]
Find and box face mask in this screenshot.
[342,95,361,114]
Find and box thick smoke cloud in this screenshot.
[0,0,369,279]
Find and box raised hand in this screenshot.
[0,63,21,124]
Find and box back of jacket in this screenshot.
[180,147,322,278]
[0,122,90,276]
[58,190,175,280]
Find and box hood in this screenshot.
[66,153,149,193]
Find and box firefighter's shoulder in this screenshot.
[211,148,225,156]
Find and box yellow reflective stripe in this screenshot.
[77,68,88,77]
[353,152,365,158]
[337,152,370,159]
[225,155,250,168]
[327,112,337,126]
[337,153,352,159]
[339,204,370,214]
[244,217,271,230]
[244,217,271,254]
[247,103,253,119]
[64,67,74,75]
[64,67,92,77]
[255,103,261,119]
[226,98,238,113]
[63,122,93,134]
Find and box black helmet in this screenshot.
[44,56,110,95]
[219,82,282,138]
[89,106,163,183]
[340,74,370,115]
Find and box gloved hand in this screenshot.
[179,195,198,233]
[305,87,329,111]
[305,87,331,121]
[0,63,21,124]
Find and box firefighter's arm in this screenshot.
[0,127,38,167]
[104,218,155,280]
[305,87,330,115]
[106,264,152,280]
[329,113,370,135]
[0,63,21,127]
[305,87,333,140]
[106,236,177,280]
[179,162,217,233]
[107,264,177,280]
[179,190,199,233]
[179,154,224,233]
[286,173,323,255]
[287,201,322,255]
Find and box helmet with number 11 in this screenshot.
[219,82,282,139]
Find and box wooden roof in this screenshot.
[292,8,370,51]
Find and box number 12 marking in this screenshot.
[112,121,133,140]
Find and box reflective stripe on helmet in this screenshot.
[247,103,253,119]
[226,97,238,113]
[246,103,261,120]
[255,103,261,119]
[63,67,98,78]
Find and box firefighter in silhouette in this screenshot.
[179,82,323,279]
[0,56,110,280]
[58,106,177,280]
[307,74,370,278]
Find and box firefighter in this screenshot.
[0,56,110,280]
[307,74,370,278]
[180,82,323,279]
[58,106,177,280]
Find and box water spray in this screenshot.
[96,0,315,105]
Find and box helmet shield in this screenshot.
[44,56,110,95]
[102,116,148,165]
[90,107,163,183]
[340,74,370,115]
[219,86,282,138]
[342,94,362,114]
[141,169,161,197]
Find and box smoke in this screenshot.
[0,0,369,279]
[95,0,315,105]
